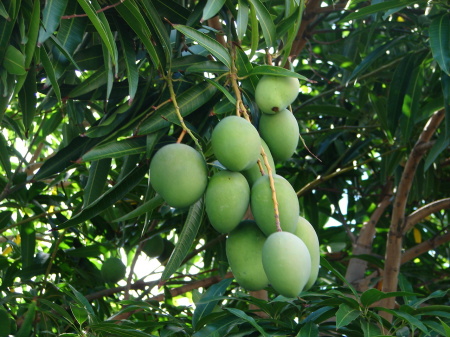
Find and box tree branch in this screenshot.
[403,198,450,234]
[401,231,450,264]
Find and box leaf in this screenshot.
[90,323,155,337]
[226,308,271,337]
[15,301,36,337]
[429,13,450,76]
[297,321,319,337]
[424,131,450,171]
[186,61,229,73]
[360,318,382,337]
[0,2,9,20]
[68,67,108,98]
[24,0,40,68]
[137,82,217,135]
[237,0,249,41]
[173,24,231,69]
[192,278,233,329]
[113,194,164,222]
[3,45,26,75]
[38,299,74,324]
[67,285,97,323]
[18,65,37,134]
[336,303,360,329]
[38,0,68,45]
[82,137,146,162]
[0,211,12,229]
[0,134,11,179]
[202,0,226,21]
[40,45,62,103]
[439,319,450,336]
[57,163,148,229]
[320,256,358,297]
[19,222,36,271]
[248,0,276,48]
[360,289,418,308]
[400,64,423,141]
[161,197,205,281]
[249,65,311,82]
[83,158,112,208]
[342,0,420,22]
[76,0,117,66]
[203,78,236,105]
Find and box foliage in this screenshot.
[0,0,449,336]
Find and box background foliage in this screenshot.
[0,0,449,336]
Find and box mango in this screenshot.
[241,138,276,186]
[205,171,250,233]
[150,143,208,208]
[255,75,299,114]
[211,116,261,171]
[259,108,299,162]
[262,231,311,298]
[226,220,269,291]
[251,174,299,236]
[101,257,126,283]
[142,235,165,258]
[293,216,320,290]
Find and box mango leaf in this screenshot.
[0,2,9,20]
[3,45,26,75]
[360,318,382,337]
[360,289,418,308]
[336,303,360,329]
[82,137,147,162]
[320,256,358,297]
[429,13,450,75]
[83,158,112,208]
[173,24,231,69]
[341,0,419,22]
[249,65,311,82]
[15,301,36,337]
[113,194,164,222]
[39,45,62,103]
[161,197,205,281]
[186,61,229,73]
[0,134,11,178]
[68,67,108,98]
[297,321,319,337]
[204,78,236,105]
[89,323,154,337]
[0,1,17,63]
[248,0,259,58]
[424,132,450,171]
[19,222,36,271]
[38,299,74,324]
[38,0,68,45]
[137,82,217,135]
[18,65,37,134]
[192,278,233,329]
[237,0,249,41]
[57,163,149,229]
[225,308,270,337]
[193,315,242,337]
[248,0,276,48]
[400,65,423,141]
[202,0,226,21]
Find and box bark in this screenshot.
[401,231,450,264]
[403,198,450,234]
[380,109,445,322]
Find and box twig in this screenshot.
[61,0,125,19]
[403,198,450,234]
[401,231,450,264]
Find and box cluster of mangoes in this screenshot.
[149,75,320,298]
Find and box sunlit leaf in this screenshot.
[3,45,26,75]
[341,0,419,22]
[82,137,146,162]
[83,158,111,208]
[336,303,360,329]
[248,0,276,48]
[39,45,62,103]
[249,65,311,82]
[237,0,249,41]
[38,0,68,45]
[202,0,226,21]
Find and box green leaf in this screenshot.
[360,318,382,337]
[58,163,148,229]
[15,301,36,337]
[237,0,249,41]
[68,67,108,98]
[83,158,111,208]
[115,0,161,69]
[192,278,233,329]
[439,319,450,336]
[3,45,26,75]
[18,65,37,134]
[39,45,62,103]
[0,211,12,229]
[204,78,236,105]
[0,134,11,179]
[248,0,259,58]
[82,137,146,162]
[19,222,35,271]
[67,285,98,323]
[0,2,9,20]
[113,194,164,222]
[65,244,107,258]
[400,64,423,141]
[225,308,270,337]
[24,0,40,68]
[38,0,68,45]
[320,256,358,297]
[186,61,229,73]
[429,13,450,75]
[202,0,226,21]
[173,24,231,69]
[90,323,155,337]
[342,0,420,22]
[137,82,217,135]
[249,65,311,82]
[161,197,205,281]
[336,303,360,329]
[424,132,450,171]
[361,289,418,308]
[38,299,74,325]
[248,0,276,48]
[0,1,17,63]
[297,321,319,337]
[76,0,118,66]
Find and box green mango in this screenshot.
[205,171,250,233]
[259,108,299,162]
[150,143,208,208]
[262,231,311,298]
[241,138,276,186]
[293,216,320,290]
[101,257,126,283]
[226,220,269,291]
[142,235,165,258]
[211,116,261,171]
[255,75,299,114]
[251,174,299,235]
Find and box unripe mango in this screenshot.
[211,116,261,171]
[150,143,208,208]
[226,220,269,291]
[205,171,250,233]
[262,231,311,298]
[255,75,299,114]
[241,138,276,187]
[251,175,299,236]
[259,108,299,162]
[101,257,126,283]
[142,235,165,258]
[293,216,320,290]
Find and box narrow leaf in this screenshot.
[360,318,382,337]
[173,24,231,69]
[39,45,62,103]
[68,67,108,98]
[19,222,36,271]
[320,256,358,297]
[0,134,11,178]
[360,289,417,308]
[424,132,450,171]
[0,2,9,20]
[82,137,146,162]
[202,0,226,21]
[15,301,36,337]
[342,0,419,22]
[83,158,112,208]
[298,321,319,337]
[204,78,236,105]
[400,65,423,141]
[161,197,205,281]
[248,0,276,48]
[237,0,249,41]
[38,0,68,45]
[3,45,26,75]
[113,194,164,222]
[225,308,270,337]
[430,14,450,73]
[24,0,40,67]
[336,303,360,329]
[57,163,148,229]
[18,65,37,134]
[249,65,311,82]
[118,28,139,103]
